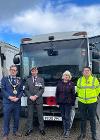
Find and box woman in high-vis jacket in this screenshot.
[77,66,100,140]
[56,70,76,138]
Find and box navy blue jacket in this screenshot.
[56,80,76,106]
[1,76,23,104]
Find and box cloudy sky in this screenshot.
[0,0,100,47]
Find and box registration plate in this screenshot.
[43,116,62,121]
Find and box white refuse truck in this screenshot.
[13,31,100,121]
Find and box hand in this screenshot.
[56,105,59,108]
[12,97,19,102]
[8,96,16,101]
[29,96,33,101]
[29,95,38,101]
[8,96,19,102]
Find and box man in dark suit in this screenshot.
[25,66,45,136]
[1,65,23,140]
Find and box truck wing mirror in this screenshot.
[13,56,20,64]
[13,52,21,64]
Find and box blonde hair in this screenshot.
[62,70,72,80]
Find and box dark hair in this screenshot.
[82,66,92,71]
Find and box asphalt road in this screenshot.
[0,102,100,140]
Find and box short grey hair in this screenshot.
[10,65,17,70]
[62,70,72,80]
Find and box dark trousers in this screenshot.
[78,101,97,137]
[3,103,21,136]
[26,103,44,131]
[59,104,72,133]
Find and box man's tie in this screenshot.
[12,77,16,85]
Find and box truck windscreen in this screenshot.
[21,38,88,85]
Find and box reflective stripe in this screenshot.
[78,77,96,89]
[78,96,97,100]
[78,86,95,89]
[77,85,100,89]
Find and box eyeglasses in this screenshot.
[10,69,17,72]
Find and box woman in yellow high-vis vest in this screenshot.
[77,67,100,140]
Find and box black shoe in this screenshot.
[64,131,70,138]
[13,132,22,137]
[40,130,45,136]
[25,130,33,136]
[77,134,86,140]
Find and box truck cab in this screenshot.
[13,32,100,120]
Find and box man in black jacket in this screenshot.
[25,66,45,136]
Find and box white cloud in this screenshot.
[0,0,42,21]
[1,3,100,37]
